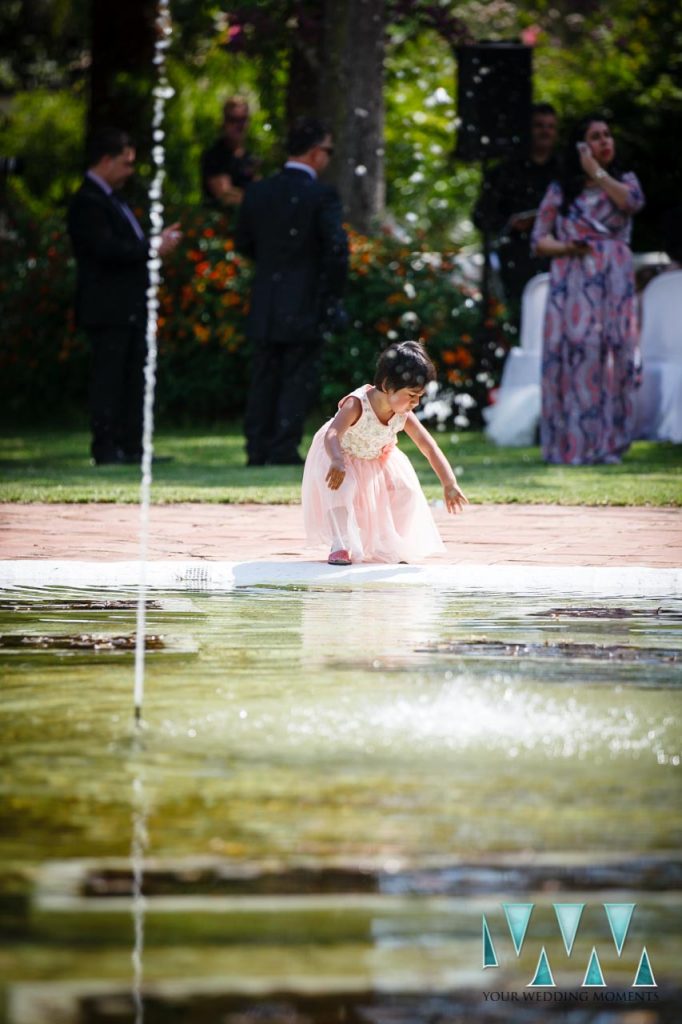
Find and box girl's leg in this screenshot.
[327,506,350,554]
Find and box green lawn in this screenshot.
[0,427,680,506]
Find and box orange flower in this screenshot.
[452,348,475,369]
[203,227,215,238]
[195,261,210,276]
[193,324,210,344]
[442,349,457,365]
[224,238,234,251]
[447,369,462,384]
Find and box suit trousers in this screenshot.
[87,324,146,460]
[244,339,323,463]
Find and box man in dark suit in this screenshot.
[473,103,560,329]
[235,117,349,466]
[67,128,180,464]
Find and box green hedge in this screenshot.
[0,201,513,426]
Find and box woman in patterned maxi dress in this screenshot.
[531,116,645,465]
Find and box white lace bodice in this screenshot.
[339,385,407,460]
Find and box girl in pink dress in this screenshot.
[302,341,467,564]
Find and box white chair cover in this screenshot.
[483,274,548,446]
[635,270,682,443]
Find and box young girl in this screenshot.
[302,341,467,565]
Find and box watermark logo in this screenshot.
[481,902,656,989]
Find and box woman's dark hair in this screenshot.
[374,341,436,391]
[558,113,624,215]
[286,116,330,157]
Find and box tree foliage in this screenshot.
[1,0,680,244]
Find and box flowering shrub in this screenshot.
[0,203,513,425]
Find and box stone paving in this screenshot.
[0,502,679,567]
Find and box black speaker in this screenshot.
[455,43,532,162]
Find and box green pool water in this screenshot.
[1,584,680,1022]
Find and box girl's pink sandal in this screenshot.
[328,549,352,566]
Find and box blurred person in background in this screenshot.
[473,102,560,327]
[200,96,259,208]
[531,113,645,466]
[235,116,348,467]
[68,127,180,465]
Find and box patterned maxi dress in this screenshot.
[530,173,645,464]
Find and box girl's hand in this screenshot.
[326,459,346,490]
[577,141,600,180]
[444,482,468,513]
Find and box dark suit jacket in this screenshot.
[67,176,148,329]
[235,167,348,344]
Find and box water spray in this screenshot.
[134,0,174,726]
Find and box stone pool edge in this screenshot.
[0,560,679,597]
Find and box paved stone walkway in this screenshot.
[1,503,679,567]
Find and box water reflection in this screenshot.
[0,586,680,1022]
[130,764,147,1024]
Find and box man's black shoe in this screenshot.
[123,452,174,465]
[93,448,126,466]
[267,455,304,466]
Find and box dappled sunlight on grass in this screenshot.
[0,426,679,505]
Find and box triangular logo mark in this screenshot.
[604,903,635,957]
[554,903,584,956]
[482,914,498,968]
[633,947,657,987]
[528,946,555,987]
[582,947,606,987]
[502,903,534,956]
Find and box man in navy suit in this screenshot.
[67,128,180,464]
[235,117,349,466]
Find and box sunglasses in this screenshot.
[225,116,248,126]
[319,145,335,155]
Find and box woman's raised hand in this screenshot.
[326,459,346,491]
[576,141,600,180]
[444,482,468,513]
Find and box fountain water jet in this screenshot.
[134,0,174,725]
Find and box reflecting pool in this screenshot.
[1,584,680,1022]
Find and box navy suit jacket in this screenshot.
[67,177,148,329]
[235,167,348,344]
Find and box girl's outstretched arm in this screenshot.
[404,413,468,513]
[323,397,362,490]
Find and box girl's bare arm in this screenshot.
[404,413,467,512]
[324,397,361,490]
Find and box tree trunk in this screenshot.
[319,0,385,233]
[88,0,157,155]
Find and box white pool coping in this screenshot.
[0,559,679,597]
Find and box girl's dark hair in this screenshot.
[558,113,625,215]
[374,341,436,391]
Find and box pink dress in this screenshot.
[302,384,445,563]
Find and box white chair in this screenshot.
[635,270,682,443]
[483,273,549,446]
